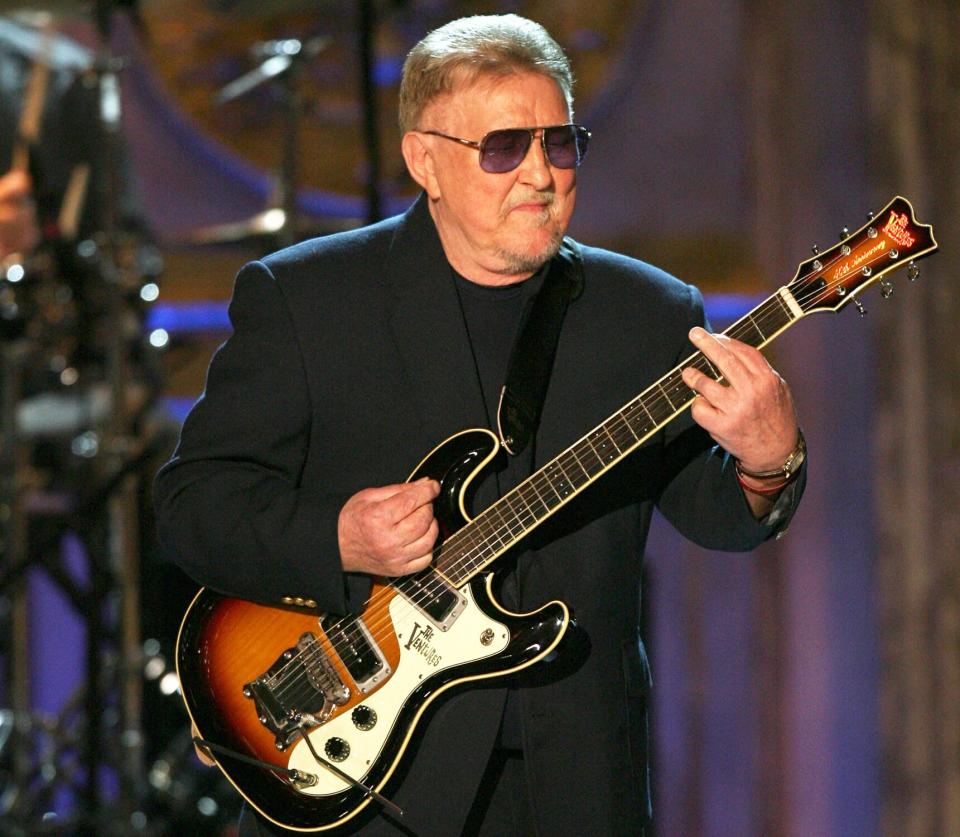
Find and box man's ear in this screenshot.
[401,132,441,199]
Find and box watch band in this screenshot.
[735,429,806,481]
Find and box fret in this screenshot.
[697,353,723,382]
[655,381,676,411]
[586,426,621,466]
[624,397,655,438]
[643,386,675,425]
[660,371,693,412]
[571,439,603,476]
[500,480,554,540]
[544,460,575,501]
[531,470,564,510]
[502,489,538,532]
[516,479,551,520]
[737,313,766,347]
[483,503,519,546]
[525,474,560,516]
[771,293,793,325]
[558,448,591,485]
[459,530,496,568]
[606,411,638,447]
[622,402,653,439]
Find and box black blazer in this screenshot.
[155,195,801,835]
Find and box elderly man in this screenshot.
[156,14,805,837]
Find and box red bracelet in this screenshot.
[735,469,790,496]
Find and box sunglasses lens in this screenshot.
[479,129,532,173]
[544,125,589,169]
[478,126,590,173]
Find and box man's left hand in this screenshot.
[681,326,799,473]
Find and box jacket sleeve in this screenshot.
[153,260,369,613]
[654,284,806,551]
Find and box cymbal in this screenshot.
[0,13,91,70]
[183,207,287,245]
[173,207,358,247]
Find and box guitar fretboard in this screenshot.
[434,290,799,587]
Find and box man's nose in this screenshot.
[517,130,553,186]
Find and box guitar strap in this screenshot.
[497,237,584,456]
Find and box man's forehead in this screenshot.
[422,71,568,126]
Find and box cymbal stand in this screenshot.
[85,0,147,822]
[216,35,330,248]
[0,334,34,812]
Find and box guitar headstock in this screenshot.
[786,196,938,315]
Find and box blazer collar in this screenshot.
[382,194,489,445]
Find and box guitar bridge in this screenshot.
[243,632,350,750]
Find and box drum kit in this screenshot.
[0,2,331,832]
[0,0,422,828]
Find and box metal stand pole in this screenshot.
[0,340,32,807]
[358,0,382,224]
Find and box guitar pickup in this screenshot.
[398,568,467,632]
[319,614,392,694]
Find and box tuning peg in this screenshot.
[866,210,875,221]
[811,244,820,255]
[853,298,867,317]
[839,226,850,239]
[907,261,920,281]
[880,278,894,298]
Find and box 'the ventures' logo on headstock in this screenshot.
[883,211,916,248]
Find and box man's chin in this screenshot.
[496,232,564,274]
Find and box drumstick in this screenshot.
[10,21,54,173]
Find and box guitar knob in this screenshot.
[324,737,351,762]
[352,705,377,731]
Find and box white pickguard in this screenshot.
[286,583,509,795]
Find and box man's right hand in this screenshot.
[0,170,40,260]
[338,477,440,576]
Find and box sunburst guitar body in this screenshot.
[177,428,569,831]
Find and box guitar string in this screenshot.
[266,241,920,705]
[268,241,915,704]
[269,244,907,707]
[278,248,921,708]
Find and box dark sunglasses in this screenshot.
[422,124,591,174]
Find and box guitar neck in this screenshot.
[434,286,803,587]
[432,195,939,588]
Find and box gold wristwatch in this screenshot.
[736,429,806,481]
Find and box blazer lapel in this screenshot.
[382,194,489,446]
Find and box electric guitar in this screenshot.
[176,196,937,831]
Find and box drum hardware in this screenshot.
[0,3,173,832]
[213,33,333,250]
